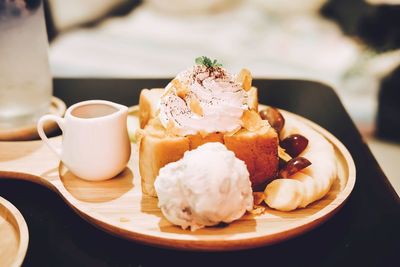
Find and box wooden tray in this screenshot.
[0,197,29,267]
[0,97,66,141]
[0,107,356,251]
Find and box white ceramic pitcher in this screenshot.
[37,100,131,181]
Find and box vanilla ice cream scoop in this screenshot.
[154,142,253,231]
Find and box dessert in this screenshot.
[138,57,278,196]
[154,142,253,231]
[136,56,338,227]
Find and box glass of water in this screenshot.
[0,0,52,129]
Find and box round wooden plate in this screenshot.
[0,197,29,267]
[0,106,355,251]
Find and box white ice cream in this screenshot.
[159,65,248,136]
[154,142,253,231]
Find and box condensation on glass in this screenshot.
[0,0,52,129]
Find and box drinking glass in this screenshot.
[0,0,52,129]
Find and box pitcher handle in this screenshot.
[37,114,64,159]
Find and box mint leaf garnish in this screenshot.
[195,56,222,68]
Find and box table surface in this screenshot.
[0,78,399,267]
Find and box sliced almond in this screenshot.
[247,86,258,110]
[278,146,292,162]
[241,109,263,132]
[224,125,241,137]
[189,97,204,116]
[249,205,265,215]
[236,68,252,91]
[171,79,190,100]
[253,192,266,205]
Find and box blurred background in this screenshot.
[43,0,399,194]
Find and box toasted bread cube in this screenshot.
[188,132,224,150]
[139,132,190,197]
[224,125,278,190]
[139,88,164,128]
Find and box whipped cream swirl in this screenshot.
[159,65,248,136]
